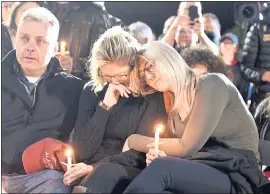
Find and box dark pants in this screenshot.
[80,163,141,193]
[124,157,235,194]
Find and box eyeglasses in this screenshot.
[137,55,156,79]
[98,68,130,82]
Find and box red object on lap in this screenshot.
[22,137,76,174]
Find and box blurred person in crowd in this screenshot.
[1,2,15,22]
[241,2,270,110]
[152,32,157,41]
[45,1,112,81]
[219,33,246,92]
[203,13,221,45]
[64,26,170,193]
[181,46,228,77]
[1,7,84,193]
[162,1,218,54]
[158,16,176,40]
[1,2,40,60]
[123,41,267,194]
[254,95,270,141]
[128,21,153,44]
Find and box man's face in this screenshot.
[203,16,220,34]
[16,20,58,73]
[175,27,194,49]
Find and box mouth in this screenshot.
[23,57,37,60]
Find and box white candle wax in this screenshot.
[66,149,72,170]
[60,41,66,55]
[155,125,163,158]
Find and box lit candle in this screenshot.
[60,41,66,55]
[155,124,163,158]
[65,149,72,170]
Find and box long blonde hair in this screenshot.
[89,26,141,93]
[130,42,197,131]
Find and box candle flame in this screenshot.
[156,124,163,134]
[65,148,72,157]
[61,41,66,47]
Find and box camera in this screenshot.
[234,2,260,28]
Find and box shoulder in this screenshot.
[57,72,84,87]
[197,73,229,91]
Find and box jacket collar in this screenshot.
[1,50,64,108]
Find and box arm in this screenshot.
[161,24,178,47]
[100,92,171,169]
[129,75,229,158]
[70,83,111,161]
[241,24,265,83]
[198,33,219,55]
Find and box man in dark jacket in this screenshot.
[1,7,84,193]
[45,2,112,81]
[241,3,270,109]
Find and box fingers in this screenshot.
[114,84,131,98]
[159,150,167,157]
[63,163,93,185]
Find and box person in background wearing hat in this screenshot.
[1,7,84,193]
[219,33,246,95]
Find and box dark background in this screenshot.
[105,1,236,36]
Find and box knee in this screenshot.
[92,163,127,177]
[149,156,172,169]
[41,170,72,193]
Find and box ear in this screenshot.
[52,41,59,57]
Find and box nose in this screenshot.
[145,72,155,81]
[111,77,120,84]
[25,41,36,52]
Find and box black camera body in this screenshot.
[234,2,270,28]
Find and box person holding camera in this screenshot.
[161,1,218,55]
[241,3,270,110]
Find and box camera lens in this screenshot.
[242,6,255,18]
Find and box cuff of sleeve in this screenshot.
[95,105,112,120]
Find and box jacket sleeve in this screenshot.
[70,83,111,161]
[241,24,265,84]
[99,93,172,169]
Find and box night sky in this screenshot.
[105,1,236,36]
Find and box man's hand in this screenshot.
[172,14,190,29]
[262,71,270,83]
[192,17,204,38]
[146,148,166,166]
[56,54,74,73]
[63,163,93,186]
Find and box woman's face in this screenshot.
[15,2,39,28]
[138,56,170,92]
[220,39,237,55]
[99,62,130,85]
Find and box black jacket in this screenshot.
[1,24,13,60]
[45,2,112,81]
[241,22,270,92]
[1,50,84,175]
[189,138,269,194]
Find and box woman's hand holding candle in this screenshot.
[146,147,167,166]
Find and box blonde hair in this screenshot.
[90,26,141,93]
[18,7,59,42]
[130,42,197,132]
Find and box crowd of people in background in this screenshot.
[1,1,270,194]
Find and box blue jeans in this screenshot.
[124,157,235,193]
[2,169,71,193]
